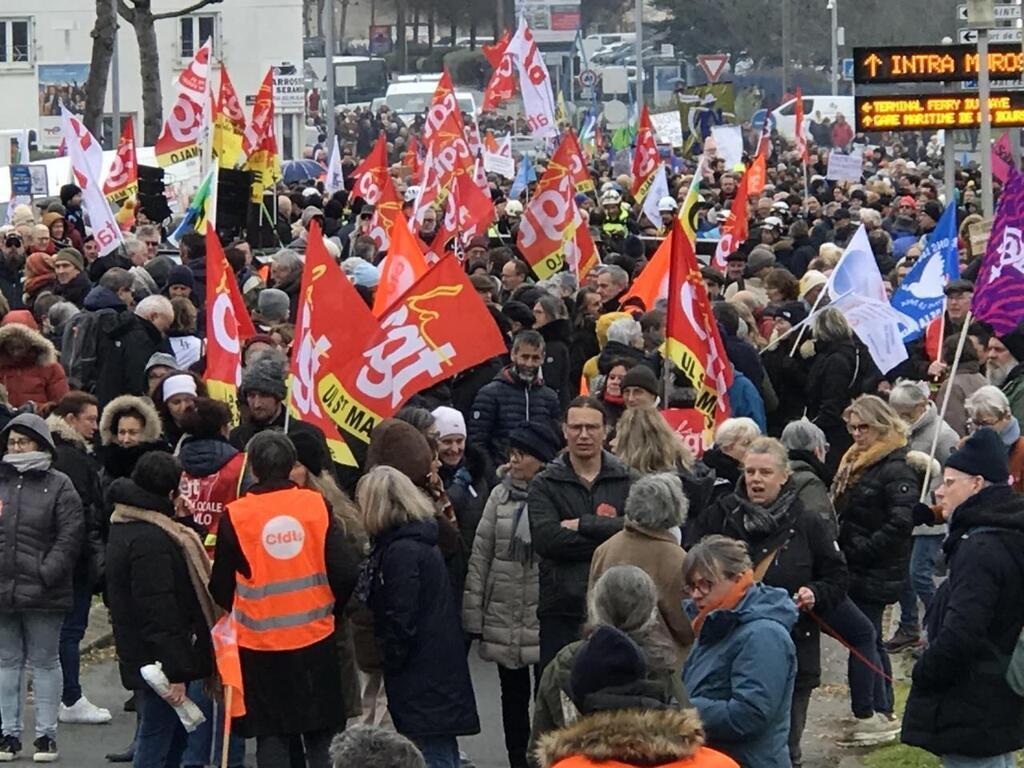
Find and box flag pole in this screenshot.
[283,377,293,431]
[786,282,831,357]
[220,687,233,768]
[933,296,947,381]
[758,290,844,355]
[920,310,972,502]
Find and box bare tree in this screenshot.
[116,0,224,144]
[83,0,119,139]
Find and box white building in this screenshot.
[0,0,305,159]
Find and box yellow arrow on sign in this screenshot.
[863,53,884,78]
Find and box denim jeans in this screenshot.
[820,597,885,718]
[851,599,894,716]
[59,578,92,706]
[411,735,460,768]
[941,754,1017,768]
[181,680,246,767]
[134,688,187,768]
[0,612,63,740]
[897,535,943,633]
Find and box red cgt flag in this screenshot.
[103,119,138,206]
[316,256,506,444]
[711,170,751,271]
[350,132,390,205]
[205,225,257,423]
[561,129,595,194]
[665,218,732,436]
[631,105,660,200]
[373,211,429,316]
[483,29,511,69]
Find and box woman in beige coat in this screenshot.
[589,472,694,668]
[463,422,559,768]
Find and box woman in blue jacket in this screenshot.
[356,465,480,768]
[682,535,798,768]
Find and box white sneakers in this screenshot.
[837,712,901,747]
[58,696,112,725]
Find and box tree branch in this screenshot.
[152,0,223,20]
[117,0,136,24]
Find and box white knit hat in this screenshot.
[162,373,198,401]
[431,406,466,439]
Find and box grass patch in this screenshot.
[861,682,939,768]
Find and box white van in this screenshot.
[771,95,854,141]
[384,81,478,122]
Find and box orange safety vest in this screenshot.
[228,487,336,652]
[179,452,246,556]
[553,747,739,768]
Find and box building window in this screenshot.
[0,19,31,65]
[179,14,217,60]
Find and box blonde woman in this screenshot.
[356,466,479,768]
[831,395,919,742]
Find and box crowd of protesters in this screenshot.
[0,94,1021,768]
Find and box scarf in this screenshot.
[110,504,220,629]
[692,569,754,636]
[1002,417,1022,448]
[830,431,907,504]
[731,486,798,542]
[3,451,52,473]
[502,476,533,564]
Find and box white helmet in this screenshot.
[403,185,421,203]
[657,196,678,213]
[600,189,622,206]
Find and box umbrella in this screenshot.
[281,159,327,184]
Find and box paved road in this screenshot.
[57,635,872,767]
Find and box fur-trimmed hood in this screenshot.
[99,395,163,446]
[536,708,707,768]
[45,413,89,452]
[0,323,57,369]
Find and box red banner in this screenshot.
[243,69,280,202]
[562,129,595,194]
[665,219,732,435]
[483,51,516,111]
[205,225,257,423]
[482,29,511,69]
[711,171,751,271]
[631,105,660,200]
[795,86,808,164]
[243,69,274,157]
[661,408,707,458]
[350,132,389,205]
[103,119,138,206]
[373,211,429,316]
[155,39,210,167]
[316,255,506,443]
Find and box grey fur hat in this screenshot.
[240,350,288,401]
[624,472,688,530]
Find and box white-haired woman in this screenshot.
[356,466,480,768]
[698,417,761,510]
[781,418,836,533]
[887,380,959,653]
[831,395,919,745]
[965,385,1024,492]
[806,307,879,474]
[691,437,847,767]
[589,473,695,666]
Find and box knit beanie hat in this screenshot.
[431,406,466,439]
[239,350,288,401]
[999,321,1024,363]
[946,427,1010,484]
[501,301,535,330]
[568,625,647,711]
[54,247,85,273]
[41,212,63,230]
[365,419,434,489]
[508,422,560,464]
[290,429,327,476]
[166,265,195,289]
[620,365,659,396]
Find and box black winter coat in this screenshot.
[834,446,918,606]
[440,444,494,552]
[95,312,170,407]
[762,345,809,437]
[451,357,504,417]
[105,479,213,691]
[468,366,561,469]
[209,480,361,737]
[365,518,480,738]
[595,341,648,377]
[0,461,84,612]
[689,483,848,688]
[53,270,92,308]
[806,339,861,474]
[721,332,764,396]
[529,452,634,619]
[903,484,1024,757]
[538,318,573,409]
[569,320,600,398]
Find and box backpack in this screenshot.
[63,307,121,392]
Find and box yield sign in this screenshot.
[697,54,729,84]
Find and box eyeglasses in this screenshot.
[940,475,979,488]
[685,578,715,596]
[966,417,1000,433]
[846,422,872,434]
[565,423,603,434]
[6,438,33,449]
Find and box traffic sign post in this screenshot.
[841,57,855,80]
[697,54,729,84]
[957,3,1020,21]
[960,27,1021,43]
[578,69,597,89]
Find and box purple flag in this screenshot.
[972,168,1024,334]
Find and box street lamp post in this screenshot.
[969,0,995,216]
[635,0,643,107]
[828,0,838,96]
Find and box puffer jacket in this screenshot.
[535,708,738,768]
[834,446,919,606]
[462,472,540,669]
[0,457,84,612]
[468,366,561,468]
[788,449,837,536]
[441,444,494,552]
[683,584,798,768]
[0,323,69,408]
[529,452,635,620]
